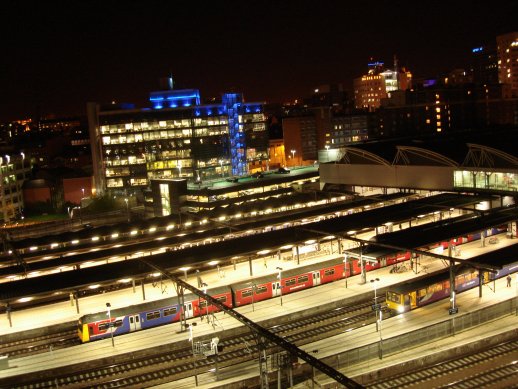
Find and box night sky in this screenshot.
[1,1,516,122]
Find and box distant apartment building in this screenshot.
[0,153,30,223]
[354,59,412,110]
[329,114,370,148]
[496,31,518,98]
[377,82,516,138]
[87,82,268,198]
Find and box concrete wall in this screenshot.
[320,163,455,191]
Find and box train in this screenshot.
[78,251,392,343]
[386,255,518,314]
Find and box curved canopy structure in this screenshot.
[463,143,518,169]
[394,146,459,167]
[339,147,391,166]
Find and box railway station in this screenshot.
[0,192,514,388]
[0,236,516,388]
[1,131,518,387]
[0,192,500,309]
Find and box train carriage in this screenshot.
[231,257,344,306]
[386,256,518,314]
[78,297,182,343]
[189,286,233,317]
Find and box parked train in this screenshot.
[386,255,518,313]
[78,249,399,343]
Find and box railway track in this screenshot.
[366,339,518,389]
[0,328,79,359]
[0,298,384,388]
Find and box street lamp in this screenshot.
[124,198,129,222]
[378,310,383,359]
[178,160,183,177]
[20,152,25,179]
[370,278,380,332]
[188,322,199,386]
[276,266,283,306]
[106,302,115,347]
[219,159,224,177]
[325,145,330,162]
[81,188,85,198]
[290,150,296,166]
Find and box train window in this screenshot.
[199,300,208,309]
[146,311,161,320]
[418,288,426,297]
[88,326,93,336]
[216,296,227,303]
[386,291,400,303]
[324,269,335,276]
[298,275,309,283]
[114,320,123,328]
[285,278,296,286]
[242,289,253,298]
[98,323,109,331]
[164,307,177,316]
[255,286,267,294]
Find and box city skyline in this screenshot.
[1,1,516,122]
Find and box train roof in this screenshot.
[387,243,518,294]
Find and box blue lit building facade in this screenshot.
[88,88,268,197]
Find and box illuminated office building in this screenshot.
[88,84,268,197]
[354,59,412,110]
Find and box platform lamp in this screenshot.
[106,302,115,347]
[276,267,283,306]
[370,278,380,332]
[188,322,199,386]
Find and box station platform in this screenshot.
[1,230,512,335]
[0,233,516,386]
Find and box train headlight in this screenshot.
[397,306,405,313]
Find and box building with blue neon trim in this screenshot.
[87,84,268,198]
